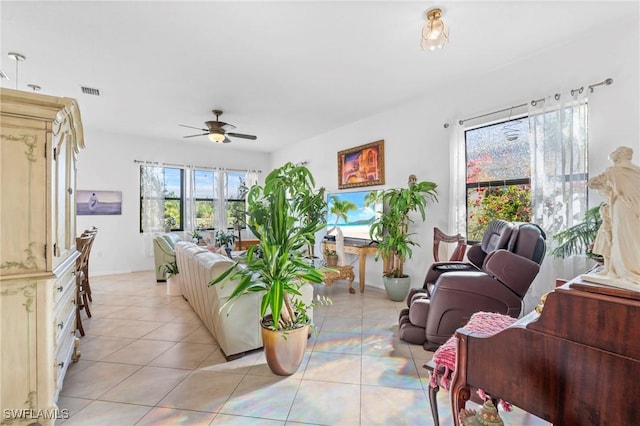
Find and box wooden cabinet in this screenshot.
[1,88,84,425]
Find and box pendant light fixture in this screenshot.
[421,8,449,51]
[8,52,26,89]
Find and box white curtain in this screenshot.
[449,121,467,237]
[140,163,165,256]
[525,88,592,312]
[216,169,228,230]
[183,165,196,235]
[245,170,259,188]
[528,90,589,239]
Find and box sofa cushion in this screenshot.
[162,233,182,249]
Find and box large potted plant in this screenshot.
[369,178,438,301]
[298,186,327,261]
[209,162,328,375]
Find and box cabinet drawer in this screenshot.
[54,301,76,351]
[54,327,76,399]
[53,265,76,305]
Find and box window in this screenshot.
[465,101,588,243]
[225,171,247,230]
[193,169,218,229]
[140,166,184,232]
[466,117,532,242]
[140,166,250,233]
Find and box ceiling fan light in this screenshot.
[209,132,225,143]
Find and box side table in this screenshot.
[322,265,356,294]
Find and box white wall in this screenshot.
[76,131,270,276]
[271,16,639,305]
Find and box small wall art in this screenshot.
[77,190,122,215]
[337,140,385,189]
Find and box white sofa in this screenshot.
[174,241,314,360]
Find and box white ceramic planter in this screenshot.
[167,274,182,296]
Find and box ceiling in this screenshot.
[1,1,637,153]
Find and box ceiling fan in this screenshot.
[180,110,257,143]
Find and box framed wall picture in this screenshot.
[337,140,385,189]
[77,190,122,215]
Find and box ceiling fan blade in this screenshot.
[183,133,209,138]
[179,124,208,132]
[227,132,257,140]
[222,137,232,144]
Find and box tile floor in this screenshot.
[59,271,549,425]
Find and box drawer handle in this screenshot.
[57,286,64,292]
[58,361,65,368]
[71,298,76,305]
[57,321,64,329]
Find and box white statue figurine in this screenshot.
[584,146,640,290]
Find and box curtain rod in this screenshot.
[133,159,261,174]
[444,78,613,128]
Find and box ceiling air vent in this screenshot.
[81,86,101,96]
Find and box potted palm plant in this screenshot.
[550,205,602,260]
[369,178,438,301]
[209,162,329,375]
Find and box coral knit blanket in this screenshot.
[428,311,517,390]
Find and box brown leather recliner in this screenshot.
[399,222,546,350]
[404,219,515,307]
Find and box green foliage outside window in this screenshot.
[467,185,531,242]
[164,198,181,231]
[195,201,215,229]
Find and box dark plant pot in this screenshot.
[383,275,411,302]
[326,255,338,267]
[261,315,309,376]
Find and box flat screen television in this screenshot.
[325,189,383,240]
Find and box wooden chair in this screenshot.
[80,227,98,301]
[75,232,95,336]
[433,227,467,262]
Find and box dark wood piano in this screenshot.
[450,276,640,425]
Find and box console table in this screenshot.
[322,241,377,293]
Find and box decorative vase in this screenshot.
[383,275,411,302]
[326,255,338,267]
[261,315,309,376]
[225,246,232,258]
